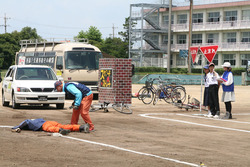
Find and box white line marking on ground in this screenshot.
[0,125,13,128]
[62,135,199,167]
[139,113,250,134]
[179,113,250,124]
[0,125,199,167]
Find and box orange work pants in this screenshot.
[71,94,94,129]
[42,121,80,133]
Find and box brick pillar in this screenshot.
[99,58,132,104]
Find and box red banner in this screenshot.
[199,45,218,63]
[190,46,199,64]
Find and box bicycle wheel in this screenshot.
[153,89,161,105]
[137,87,146,100]
[171,87,186,103]
[112,103,133,114]
[163,87,173,103]
[141,88,154,105]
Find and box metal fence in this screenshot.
[133,57,168,68]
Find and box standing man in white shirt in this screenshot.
[206,63,220,118]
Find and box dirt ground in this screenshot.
[0,84,250,167]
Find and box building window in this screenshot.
[150,34,159,44]
[192,13,203,23]
[224,32,236,43]
[177,34,186,44]
[162,35,173,44]
[241,54,250,66]
[163,15,174,25]
[225,11,237,21]
[176,55,186,66]
[170,54,173,66]
[242,10,250,20]
[241,32,250,42]
[207,33,219,43]
[223,54,235,66]
[192,34,202,44]
[177,14,187,24]
[208,12,220,22]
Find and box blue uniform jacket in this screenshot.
[64,82,91,106]
[222,71,234,92]
[12,118,46,131]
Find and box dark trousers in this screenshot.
[225,102,232,118]
[208,84,220,115]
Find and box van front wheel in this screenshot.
[56,103,64,109]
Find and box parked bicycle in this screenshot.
[137,76,158,105]
[153,76,186,105]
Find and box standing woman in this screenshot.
[219,62,235,119]
[203,65,211,116]
[207,63,220,118]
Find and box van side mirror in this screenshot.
[56,65,63,70]
[58,76,63,81]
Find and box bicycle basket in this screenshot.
[191,98,200,106]
[145,81,153,88]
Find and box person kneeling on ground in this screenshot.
[11,118,89,135]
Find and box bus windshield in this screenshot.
[65,51,102,70]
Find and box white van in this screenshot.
[2,65,65,109]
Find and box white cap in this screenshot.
[222,62,231,68]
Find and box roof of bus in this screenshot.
[19,42,101,53]
[11,65,51,68]
[55,42,101,52]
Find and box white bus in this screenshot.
[15,39,103,99]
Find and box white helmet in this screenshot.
[222,62,231,68]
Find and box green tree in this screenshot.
[0,26,42,69]
[0,33,20,68]
[19,27,42,40]
[77,26,103,44]
[101,37,128,58]
[118,17,136,43]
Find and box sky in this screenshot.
[0,0,168,40]
[0,0,243,40]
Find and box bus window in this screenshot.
[65,51,101,70]
[34,52,44,56]
[46,52,56,56]
[56,56,63,70]
[25,52,34,56]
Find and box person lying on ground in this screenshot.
[11,118,89,135]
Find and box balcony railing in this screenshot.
[172,20,250,32]
[171,42,250,51]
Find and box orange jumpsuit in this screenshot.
[71,94,94,130]
[42,121,80,133]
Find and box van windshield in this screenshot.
[65,51,102,70]
[16,68,57,80]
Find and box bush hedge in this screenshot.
[135,67,245,76]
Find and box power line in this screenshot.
[0,13,11,33]
[11,17,113,30]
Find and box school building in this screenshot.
[129,0,250,68]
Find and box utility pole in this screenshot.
[112,24,118,39]
[188,0,193,73]
[167,0,172,73]
[0,13,11,33]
